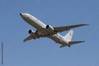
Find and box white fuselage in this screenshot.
[20,13,68,45]
[20,13,46,29]
[49,33,68,44]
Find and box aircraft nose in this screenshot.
[20,13,28,17]
[20,13,31,19]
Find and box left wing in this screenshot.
[54,24,88,33]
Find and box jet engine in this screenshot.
[46,25,54,31]
[28,29,39,39]
[28,29,32,34]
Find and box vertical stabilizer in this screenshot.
[64,30,74,43]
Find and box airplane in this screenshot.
[20,13,88,48]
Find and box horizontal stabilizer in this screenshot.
[69,41,85,44]
[59,41,85,48]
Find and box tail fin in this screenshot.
[64,30,74,43]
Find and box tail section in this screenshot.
[64,30,74,43]
[61,30,85,48]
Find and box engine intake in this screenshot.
[46,25,49,29]
[46,25,54,30]
[28,29,32,34]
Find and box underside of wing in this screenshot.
[23,35,34,42]
[54,24,88,32]
[23,33,39,42]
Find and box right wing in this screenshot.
[23,35,34,42]
[54,24,88,33]
[23,33,39,42]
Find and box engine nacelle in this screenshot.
[28,29,32,34]
[28,30,39,39]
[46,25,54,31]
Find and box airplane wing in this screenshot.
[54,24,88,32]
[23,35,34,42]
[23,33,38,42]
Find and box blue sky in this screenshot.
[0,0,99,66]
